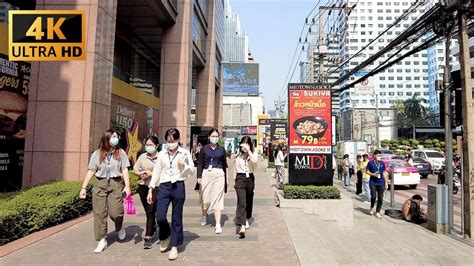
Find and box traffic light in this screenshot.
[439,70,463,128]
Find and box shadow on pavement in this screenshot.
[107,225,145,247]
[180,231,200,252]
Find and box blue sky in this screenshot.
[230,0,324,111]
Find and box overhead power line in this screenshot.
[325,0,424,77]
[331,3,444,90]
[277,0,322,101]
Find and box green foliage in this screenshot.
[401,140,410,146]
[424,139,433,144]
[128,171,139,194]
[390,139,399,144]
[452,139,457,146]
[440,141,446,147]
[283,185,341,199]
[0,181,92,246]
[0,171,139,246]
[267,162,275,168]
[411,139,420,146]
[434,143,441,148]
[395,150,405,156]
[393,97,436,129]
[432,139,440,144]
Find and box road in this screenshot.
[390,174,463,233]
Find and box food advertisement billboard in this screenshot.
[288,83,333,185]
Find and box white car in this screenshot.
[411,149,445,173]
[378,148,396,159]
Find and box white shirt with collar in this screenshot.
[234,150,258,176]
[149,146,195,188]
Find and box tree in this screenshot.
[392,97,437,137]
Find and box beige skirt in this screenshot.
[201,168,225,211]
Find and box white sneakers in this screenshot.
[215,224,222,234]
[94,238,108,253]
[200,215,207,226]
[168,247,178,260]
[93,228,124,253]
[160,237,170,252]
[245,220,250,229]
[375,212,382,219]
[369,208,375,215]
[117,228,126,241]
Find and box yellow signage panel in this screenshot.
[0,22,7,55]
[8,10,86,61]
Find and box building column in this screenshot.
[196,0,218,128]
[159,0,193,146]
[22,0,117,187]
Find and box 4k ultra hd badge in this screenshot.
[8,10,86,61]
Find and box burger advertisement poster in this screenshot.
[0,21,31,191]
[288,83,332,186]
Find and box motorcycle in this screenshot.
[438,164,461,194]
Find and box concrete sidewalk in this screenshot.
[279,176,474,265]
[0,161,299,265]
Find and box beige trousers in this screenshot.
[201,168,225,211]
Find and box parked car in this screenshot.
[381,159,421,189]
[378,148,396,159]
[411,149,445,173]
[411,157,432,178]
[391,156,432,178]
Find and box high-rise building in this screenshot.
[336,0,432,113]
[223,0,249,63]
[222,0,263,140]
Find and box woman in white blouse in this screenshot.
[146,128,195,260]
[233,136,258,238]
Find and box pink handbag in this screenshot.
[124,194,136,215]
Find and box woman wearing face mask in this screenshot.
[234,136,258,239]
[196,128,228,234]
[133,136,160,249]
[147,129,194,260]
[79,130,131,253]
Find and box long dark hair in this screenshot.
[239,136,254,153]
[98,129,120,163]
[274,143,283,158]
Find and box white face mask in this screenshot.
[167,142,179,151]
[210,137,219,144]
[109,137,119,147]
[145,145,156,154]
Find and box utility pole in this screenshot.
[375,94,380,148]
[458,8,474,239]
[360,112,364,140]
[318,7,326,83]
[443,23,455,233]
[317,5,352,83]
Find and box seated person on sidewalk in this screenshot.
[402,194,427,224]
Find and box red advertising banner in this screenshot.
[288,84,332,154]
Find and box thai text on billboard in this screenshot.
[288,83,333,186]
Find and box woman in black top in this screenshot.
[196,128,228,234]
